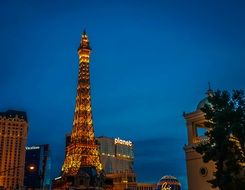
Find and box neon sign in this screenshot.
[114,137,132,147]
[161,182,171,190]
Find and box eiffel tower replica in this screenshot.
[53,31,104,189]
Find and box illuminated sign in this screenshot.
[114,137,132,147]
[55,176,62,180]
[161,182,171,190]
[26,146,40,150]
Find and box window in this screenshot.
[197,127,207,137]
[200,167,208,177]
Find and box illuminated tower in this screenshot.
[62,31,102,176]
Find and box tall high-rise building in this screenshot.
[0,110,28,190]
[24,144,51,190]
[183,88,217,190]
[53,31,103,189]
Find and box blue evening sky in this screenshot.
[1,1,245,189]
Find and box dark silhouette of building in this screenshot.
[24,144,51,189]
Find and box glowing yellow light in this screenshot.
[161,182,171,190]
[62,31,102,175]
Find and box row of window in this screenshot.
[0,123,24,126]
[1,127,24,132]
[0,119,25,123]
[1,131,23,136]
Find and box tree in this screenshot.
[195,90,245,190]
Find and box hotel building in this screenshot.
[0,110,28,190]
[96,136,137,190]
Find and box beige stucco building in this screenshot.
[183,91,218,190]
[0,110,28,190]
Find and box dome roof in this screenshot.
[158,175,179,182]
[196,86,213,111]
[196,97,209,110]
[157,175,181,190]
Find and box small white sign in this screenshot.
[26,146,40,150]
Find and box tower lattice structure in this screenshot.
[62,31,102,176]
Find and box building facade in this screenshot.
[97,136,134,173]
[183,90,217,190]
[24,144,51,189]
[97,136,137,190]
[0,110,28,190]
